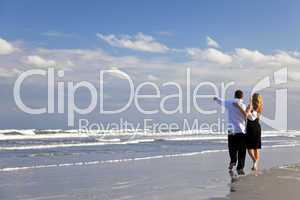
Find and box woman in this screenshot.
[234,93,263,171]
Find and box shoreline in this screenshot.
[222,164,300,200]
[1,144,300,199]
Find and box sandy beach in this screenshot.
[226,164,300,200]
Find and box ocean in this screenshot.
[1,129,300,200]
[1,129,299,172]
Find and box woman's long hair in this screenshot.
[252,93,263,114]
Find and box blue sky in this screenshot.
[0,0,300,129]
[1,0,300,51]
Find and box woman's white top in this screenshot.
[247,110,258,121]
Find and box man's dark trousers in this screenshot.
[228,133,246,170]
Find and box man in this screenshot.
[213,90,247,175]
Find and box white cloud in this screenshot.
[206,36,220,48]
[36,48,141,68]
[235,48,270,63]
[292,51,300,58]
[187,48,232,64]
[0,38,16,55]
[25,55,56,67]
[2,35,300,88]
[96,32,169,53]
[0,68,20,77]
[202,48,232,64]
[274,51,300,65]
[234,48,300,67]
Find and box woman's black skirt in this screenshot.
[246,118,261,149]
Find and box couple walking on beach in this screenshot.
[214,90,263,175]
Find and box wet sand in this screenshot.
[226,164,300,200]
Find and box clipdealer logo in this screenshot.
[251,67,288,130]
[13,67,288,131]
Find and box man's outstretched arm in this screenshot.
[214,97,226,105]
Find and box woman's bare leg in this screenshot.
[252,149,260,170]
[248,149,256,161]
[248,149,257,170]
[254,149,260,161]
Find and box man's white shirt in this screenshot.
[215,97,246,134]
